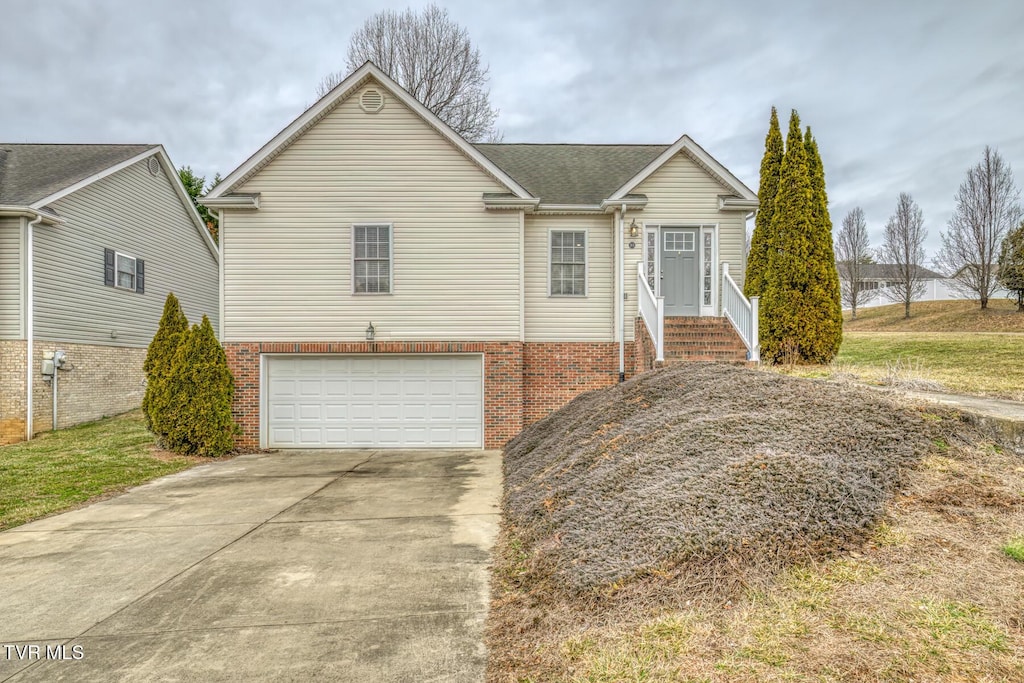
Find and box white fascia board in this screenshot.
[207,61,535,201]
[200,194,261,210]
[156,146,220,261]
[0,206,65,226]
[608,134,758,202]
[535,203,605,214]
[482,196,539,212]
[718,196,760,211]
[600,197,648,212]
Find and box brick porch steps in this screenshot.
[661,317,749,363]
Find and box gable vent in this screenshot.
[359,88,385,113]
[146,156,161,176]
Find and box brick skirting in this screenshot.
[522,342,622,424]
[0,339,147,445]
[223,339,641,450]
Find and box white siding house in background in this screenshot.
[840,263,1011,309]
[202,61,759,451]
[0,144,219,443]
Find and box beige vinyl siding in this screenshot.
[624,152,747,340]
[33,160,219,347]
[224,80,520,342]
[0,217,24,338]
[524,214,614,341]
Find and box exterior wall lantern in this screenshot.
[366,322,375,341]
[628,219,640,238]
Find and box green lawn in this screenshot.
[783,332,1024,402]
[0,410,204,531]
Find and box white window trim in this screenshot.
[701,225,719,316]
[547,227,589,297]
[643,224,659,296]
[114,251,137,291]
[351,222,394,295]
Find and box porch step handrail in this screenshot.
[721,263,760,363]
[636,262,665,362]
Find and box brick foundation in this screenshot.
[0,340,28,444]
[0,339,147,444]
[223,339,645,450]
[522,342,621,425]
[633,318,657,374]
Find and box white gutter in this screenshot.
[616,204,625,381]
[25,214,43,440]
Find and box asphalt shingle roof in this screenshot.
[0,144,155,205]
[846,264,946,280]
[474,143,670,205]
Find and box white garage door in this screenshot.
[265,355,483,448]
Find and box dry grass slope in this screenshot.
[489,364,1024,682]
[845,299,1024,332]
[502,364,937,593]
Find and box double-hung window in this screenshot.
[103,248,145,293]
[353,224,392,294]
[116,254,137,290]
[549,230,587,296]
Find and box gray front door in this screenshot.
[662,228,700,316]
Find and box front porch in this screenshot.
[636,261,760,365]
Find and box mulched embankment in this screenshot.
[503,363,948,593]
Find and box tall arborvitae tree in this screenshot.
[745,107,784,299]
[800,127,843,360]
[143,293,189,439]
[761,110,814,363]
[164,315,236,457]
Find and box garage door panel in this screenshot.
[403,403,428,421]
[324,404,348,420]
[377,379,401,397]
[324,380,349,397]
[267,355,483,448]
[298,404,322,420]
[351,379,375,397]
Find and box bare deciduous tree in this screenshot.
[316,4,499,142]
[835,207,872,318]
[880,193,928,319]
[934,146,1022,309]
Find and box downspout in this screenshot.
[25,214,42,441]
[617,204,625,382]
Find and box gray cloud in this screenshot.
[3,0,1022,260]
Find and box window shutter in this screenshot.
[104,249,115,287]
[135,259,145,293]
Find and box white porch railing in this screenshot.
[721,263,760,363]
[637,262,665,362]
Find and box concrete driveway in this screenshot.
[0,449,501,682]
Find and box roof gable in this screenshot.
[608,135,757,203]
[0,143,218,261]
[206,62,532,200]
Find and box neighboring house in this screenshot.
[0,144,219,444]
[841,263,945,293]
[201,62,758,451]
[841,263,1009,309]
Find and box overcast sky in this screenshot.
[3,0,1022,258]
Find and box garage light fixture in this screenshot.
[366,322,375,341]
